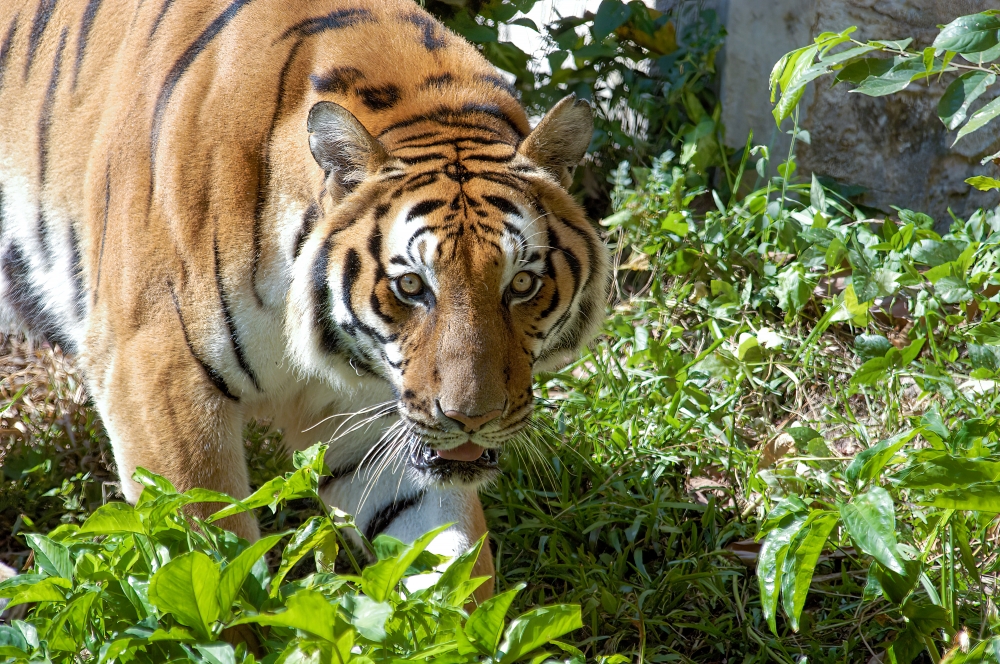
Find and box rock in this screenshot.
[719,0,1000,227]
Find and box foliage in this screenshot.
[0,444,581,663]
[769,11,1000,191]
[420,0,727,215]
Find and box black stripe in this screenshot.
[406,199,446,221]
[24,0,57,81]
[311,234,343,354]
[93,159,109,304]
[342,248,395,344]
[150,0,254,198]
[421,72,452,89]
[309,65,363,94]
[483,195,521,218]
[0,14,19,92]
[1,242,73,352]
[169,281,239,401]
[462,152,515,163]
[397,152,447,165]
[364,492,423,541]
[68,221,86,319]
[148,0,175,42]
[377,104,523,139]
[293,202,320,259]
[402,12,446,51]
[252,37,303,306]
[478,73,517,97]
[280,8,375,41]
[39,27,67,188]
[213,228,261,391]
[73,0,101,89]
[357,84,400,112]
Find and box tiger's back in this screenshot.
[0,0,608,598]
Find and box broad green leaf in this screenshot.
[851,356,889,386]
[757,513,807,634]
[933,11,1000,55]
[899,338,925,366]
[592,0,631,41]
[853,57,951,97]
[898,454,1000,490]
[839,487,904,573]
[910,239,964,266]
[498,604,582,664]
[272,517,332,595]
[854,334,891,362]
[835,57,892,85]
[230,588,340,643]
[5,577,71,609]
[362,523,450,602]
[466,585,524,654]
[758,495,810,536]
[435,536,486,604]
[193,643,236,664]
[938,71,996,129]
[148,551,221,639]
[935,275,974,303]
[218,534,283,611]
[24,534,73,580]
[956,95,1000,144]
[929,483,1000,512]
[341,594,392,642]
[967,175,1000,191]
[779,511,838,632]
[79,501,146,535]
[845,429,918,488]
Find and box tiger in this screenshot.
[0,0,609,600]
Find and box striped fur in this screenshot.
[0,0,609,600]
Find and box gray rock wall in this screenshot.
[718,0,1000,225]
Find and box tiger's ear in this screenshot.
[517,94,593,188]
[308,101,389,194]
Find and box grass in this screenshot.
[6,142,1000,662]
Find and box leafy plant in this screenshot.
[0,444,581,663]
[770,11,1000,191]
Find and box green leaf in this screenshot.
[361,523,450,602]
[4,577,71,610]
[935,275,974,303]
[854,334,892,362]
[148,551,221,639]
[939,71,996,129]
[758,514,807,634]
[24,534,73,580]
[835,57,893,85]
[967,175,1000,191]
[466,585,524,654]
[933,11,1000,55]
[79,501,146,535]
[898,454,1000,490]
[779,511,838,631]
[436,536,488,605]
[845,429,918,488]
[853,57,947,97]
[272,517,332,594]
[839,487,904,573]
[956,95,1000,144]
[341,594,392,642]
[929,483,1000,511]
[498,604,582,664]
[910,239,963,266]
[851,357,889,386]
[592,0,631,41]
[230,588,341,643]
[774,264,814,315]
[218,534,283,612]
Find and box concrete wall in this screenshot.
[719,0,1000,224]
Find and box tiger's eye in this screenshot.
[397,273,424,296]
[510,271,535,295]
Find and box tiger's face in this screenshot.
[290,96,608,486]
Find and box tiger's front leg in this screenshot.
[320,459,495,603]
[82,304,259,542]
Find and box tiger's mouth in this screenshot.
[410,440,501,485]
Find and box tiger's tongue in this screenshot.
[436,441,485,462]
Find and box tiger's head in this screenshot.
[289,95,609,485]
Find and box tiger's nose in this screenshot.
[443,409,502,433]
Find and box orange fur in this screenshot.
[0,0,610,594]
